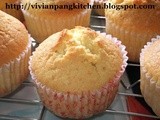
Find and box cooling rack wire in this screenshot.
[0,15,159,120]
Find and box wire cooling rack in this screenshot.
[0,14,160,120]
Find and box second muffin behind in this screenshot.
[105,0,160,62]
[21,0,94,43]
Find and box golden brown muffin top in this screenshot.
[30,26,123,93]
[142,39,160,85]
[21,0,93,17]
[105,0,160,34]
[0,10,28,66]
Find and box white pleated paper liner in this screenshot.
[0,36,32,97]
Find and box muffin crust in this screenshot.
[105,0,160,34]
[0,10,28,66]
[31,26,123,93]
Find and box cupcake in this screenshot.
[21,0,94,43]
[0,10,31,97]
[105,0,160,62]
[0,0,24,22]
[140,36,160,117]
[94,0,107,16]
[29,26,128,119]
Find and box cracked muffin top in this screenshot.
[30,26,123,93]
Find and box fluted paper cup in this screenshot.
[0,36,32,97]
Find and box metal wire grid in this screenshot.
[0,15,159,120]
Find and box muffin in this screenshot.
[29,26,128,119]
[21,0,94,43]
[105,0,160,62]
[0,10,31,97]
[0,0,24,22]
[94,0,107,16]
[140,36,160,117]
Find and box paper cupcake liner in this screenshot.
[0,36,32,97]
[105,18,154,63]
[140,36,160,116]
[29,33,128,119]
[22,0,94,43]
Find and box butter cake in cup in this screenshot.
[140,36,160,117]
[29,26,128,119]
[0,10,31,97]
[21,0,94,43]
[105,0,160,62]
